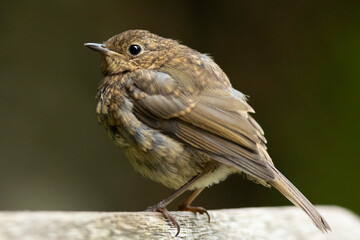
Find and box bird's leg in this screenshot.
[177,187,210,222]
[146,172,207,237]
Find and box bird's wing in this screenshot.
[125,70,275,181]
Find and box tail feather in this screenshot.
[270,166,331,232]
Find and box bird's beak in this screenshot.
[84,43,112,55]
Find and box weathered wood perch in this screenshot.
[0,206,358,240]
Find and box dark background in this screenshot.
[0,1,359,215]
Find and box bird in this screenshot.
[85,29,331,236]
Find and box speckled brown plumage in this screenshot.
[85,30,330,236]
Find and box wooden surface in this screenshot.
[0,206,359,240]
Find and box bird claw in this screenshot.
[146,204,181,237]
[178,205,211,223]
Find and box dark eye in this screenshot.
[128,44,142,56]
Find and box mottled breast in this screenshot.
[95,75,220,189]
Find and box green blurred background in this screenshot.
[0,1,359,215]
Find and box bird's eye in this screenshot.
[128,44,142,56]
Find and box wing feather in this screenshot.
[126,70,275,181]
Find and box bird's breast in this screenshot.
[96,82,216,189]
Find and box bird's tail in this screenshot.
[270,166,331,232]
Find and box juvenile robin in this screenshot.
[85,30,330,236]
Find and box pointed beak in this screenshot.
[84,43,111,54]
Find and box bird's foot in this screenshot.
[177,204,211,223]
[146,204,181,237]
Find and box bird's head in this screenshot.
[85,30,180,76]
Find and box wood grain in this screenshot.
[0,206,358,240]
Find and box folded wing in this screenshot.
[126,70,275,181]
